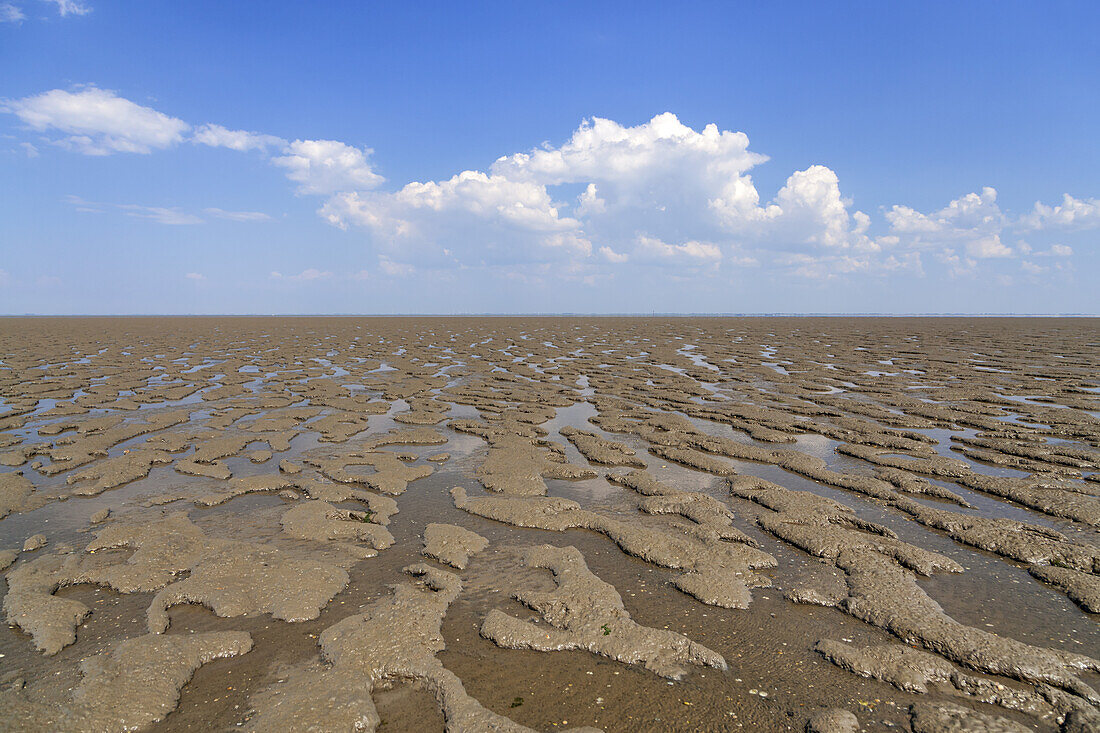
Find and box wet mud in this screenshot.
[0,316,1097,731]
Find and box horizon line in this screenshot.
[1,312,1098,319]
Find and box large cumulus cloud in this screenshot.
[320,113,894,276]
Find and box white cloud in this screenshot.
[886,187,1004,238]
[4,86,188,154]
[885,205,938,234]
[66,196,202,225]
[771,165,872,250]
[495,113,761,178]
[938,249,977,278]
[378,256,415,277]
[493,113,774,241]
[203,207,271,222]
[729,254,761,268]
[3,89,376,190]
[317,114,882,274]
[194,126,384,200]
[185,272,206,281]
[20,141,38,157]
[599,246,628,263]
[115,204,202,225]
[576,183,606,216]
[965,235,1012,259]
[1030,243,1074,258]
[9,90,1095,286]
[885,187,1014,264]
[272,139,384,194]
[67,197,271,225]
[270,268,333,282]
[795,249,922,279]
[634,235,722,262]
[881,186,1094,275]
[192,123,285,153]
[42,0,90,16]
[321,170,589,265]
[1,3,25,22]
[1021,194,1100,231]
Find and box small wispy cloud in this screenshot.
[66,196,202,225]
[378,257,415,277]
[67,196,272,225]
[116,204,203,225]
[1034,244,1073,257]
[41,0,90,17]
[203,207,272,222]
[270,268,333,282]
[192,123,285,153]
[1,3,25,23]
[185,272,206,281]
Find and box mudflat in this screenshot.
[0,316,1097,732]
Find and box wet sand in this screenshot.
[0,316,1097,732]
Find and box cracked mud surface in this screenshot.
[0,316,1098,731]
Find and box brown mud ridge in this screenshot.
[0,316,1098,732]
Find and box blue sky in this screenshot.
[2,1,1098,314]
